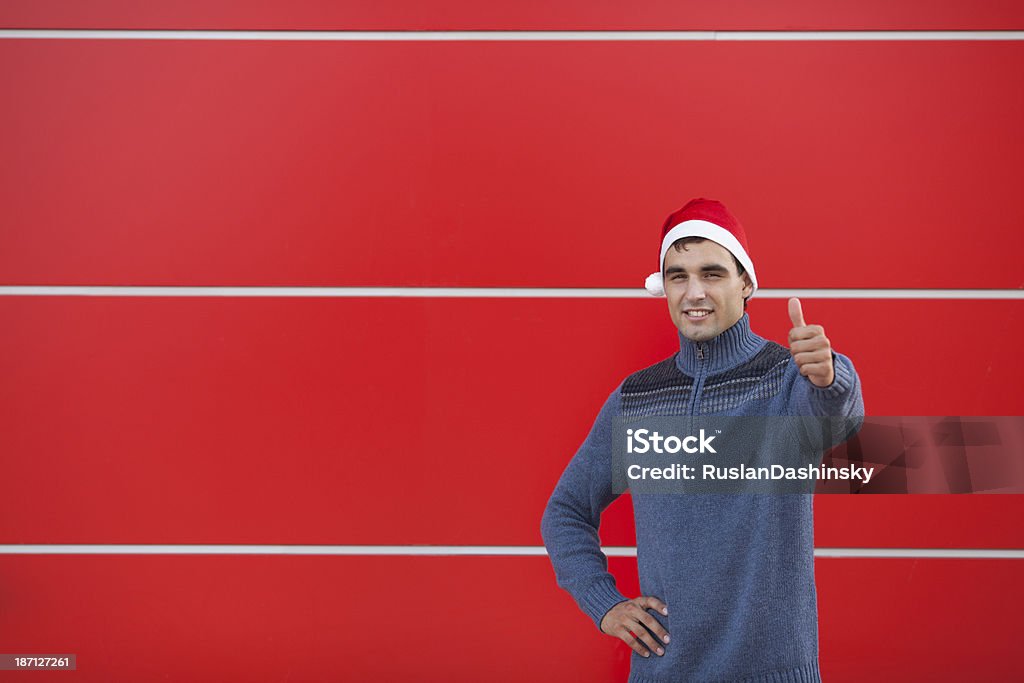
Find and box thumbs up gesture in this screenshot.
[788,298,835,388]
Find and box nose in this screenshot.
[684,277,707,303]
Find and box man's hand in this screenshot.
[600,596,671,658]
[788,297,834,388]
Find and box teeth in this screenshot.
[686,310,711,318]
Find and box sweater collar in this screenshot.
[674,312,766,376]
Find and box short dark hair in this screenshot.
[669,237,751,310]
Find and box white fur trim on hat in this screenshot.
[644,219,758,298]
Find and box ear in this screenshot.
[741,273,753,297]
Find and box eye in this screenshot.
[704,273,721,279]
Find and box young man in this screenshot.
[541,198,864,682]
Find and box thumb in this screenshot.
[788,297,806,328]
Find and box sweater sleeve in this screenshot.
[540,383,630,632]
[791,350,864,417]
[788,350,865,448]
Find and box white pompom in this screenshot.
[644,272,665,297]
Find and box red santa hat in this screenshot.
[644,198,759,298]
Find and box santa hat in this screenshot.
[644,198,758,298]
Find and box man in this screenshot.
[540,198,864,682]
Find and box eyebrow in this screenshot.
[664,263,731,275]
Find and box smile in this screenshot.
[684,310,712,320]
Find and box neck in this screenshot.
[675,313,765,375]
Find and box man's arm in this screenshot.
[786,297,865,419]
[541,383,674,659]
[785,298,865,457]
[540,383,631,631]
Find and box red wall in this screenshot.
[1,3,1022,681]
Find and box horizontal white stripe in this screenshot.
[0,545,1021,558]
[0,29,1023,42]
[0,286,1021,299]
[812,548,1024,559]
[0,544,552,556]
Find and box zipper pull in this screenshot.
[697,343,705,360]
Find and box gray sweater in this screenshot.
[541,313,864,682]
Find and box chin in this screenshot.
[680,328,709,342]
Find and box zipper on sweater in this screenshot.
[687,342,708,415]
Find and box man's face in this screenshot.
[663,239,753,343]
